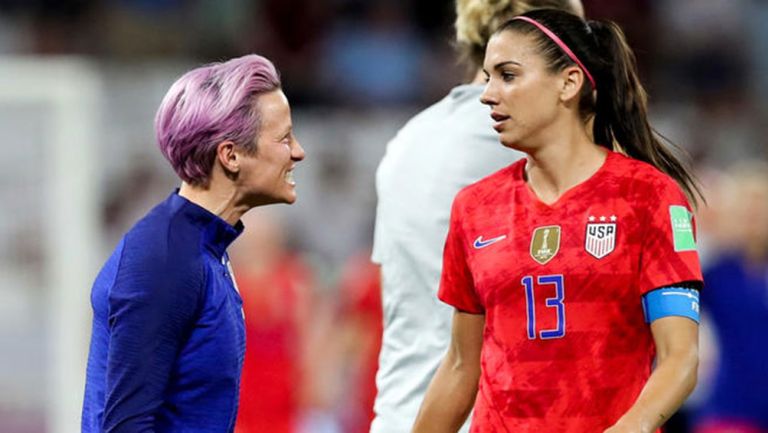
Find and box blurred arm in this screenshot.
[411,310,484,433]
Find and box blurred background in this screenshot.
[0,0,766,432]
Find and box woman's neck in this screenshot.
[524,130,607,205]
[178,181,247,226]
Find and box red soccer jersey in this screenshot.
[439,150,702,432]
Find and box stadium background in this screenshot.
[0,0,766,432]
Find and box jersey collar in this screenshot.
[168,190,244,259]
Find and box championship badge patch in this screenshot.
[530,226,560,264]
[585,215,617,259]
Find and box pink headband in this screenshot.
[512,16,596,89]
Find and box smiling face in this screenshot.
[480,30,568,151]
[236,89,305,206]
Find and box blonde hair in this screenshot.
[455,0,581,70]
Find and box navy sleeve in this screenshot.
[102,237,203,433]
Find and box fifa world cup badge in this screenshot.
[669,205,696,252]
[530,226,561,264]
[585,215,617,259]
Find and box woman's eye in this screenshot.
[502,72,516,82]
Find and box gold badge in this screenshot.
[530,226,561,264]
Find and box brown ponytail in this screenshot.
[497,9,704,206]
[588,20,703,206]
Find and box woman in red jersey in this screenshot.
[412,8,703,433]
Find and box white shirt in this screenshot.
[371,84,523,433]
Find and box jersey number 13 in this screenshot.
[522,275,566,340]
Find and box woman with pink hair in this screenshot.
[82,54,305,433]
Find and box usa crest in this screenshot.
[585,215,617,259]
[530,225,561,264]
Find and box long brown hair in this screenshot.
[497,9,704,206]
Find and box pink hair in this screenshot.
[155,54,281,185]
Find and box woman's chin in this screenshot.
[500,137,522,151]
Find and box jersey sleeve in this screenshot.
[637,178,703,295]
[438,194,484,314]
[103,241,202,432]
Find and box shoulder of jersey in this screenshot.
[608,152,680,190]
[123,202,202,266]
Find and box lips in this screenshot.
[491,112,510,132]
[491,112,510,122]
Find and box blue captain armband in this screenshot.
[642,287,701,324]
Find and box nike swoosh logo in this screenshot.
[473,235,507,249]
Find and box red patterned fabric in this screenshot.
[439,151,702,432]
[338,253,383,433]
[235,255,312,433]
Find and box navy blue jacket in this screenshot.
[82,192,246,432]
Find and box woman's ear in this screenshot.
[216,140,240,174]
[560,65,585,103]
